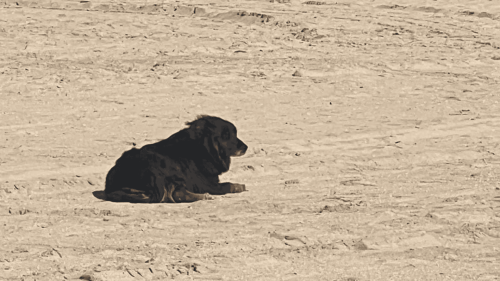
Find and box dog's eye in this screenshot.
[221,127,230,140]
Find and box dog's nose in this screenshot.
[234,139,247,156]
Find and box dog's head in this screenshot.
[186,115,247,173]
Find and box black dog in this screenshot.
[104,115,247,203]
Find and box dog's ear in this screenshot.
[213,126,232,172]
[188,116,231,173]
[204,136,230,173]
[215,137,231,172]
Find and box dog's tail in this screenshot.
[106,188,152,203]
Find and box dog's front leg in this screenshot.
[219,182,246,193]
[172,187,214,203]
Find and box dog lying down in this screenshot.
[105,115,248,203]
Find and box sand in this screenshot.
[1,0,500,280]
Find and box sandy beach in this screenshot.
[1,0,500,280]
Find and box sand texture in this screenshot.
[1,0,500,280]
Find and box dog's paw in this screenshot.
[203,193,215,200]
[230,184,246,193]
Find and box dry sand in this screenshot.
[1,0,500,280]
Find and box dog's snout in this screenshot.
[233,139,247,156]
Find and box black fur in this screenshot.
[104,115,247,203]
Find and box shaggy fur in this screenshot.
[104,115,247,203]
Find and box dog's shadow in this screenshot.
[92,190,107,201]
